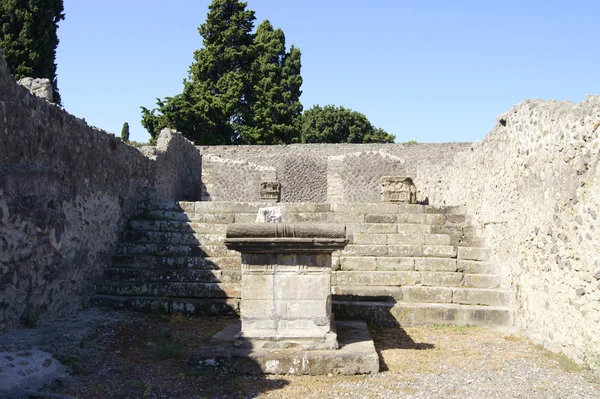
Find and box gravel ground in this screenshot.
[0,308,598,399]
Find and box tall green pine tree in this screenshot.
[0,0,64,104]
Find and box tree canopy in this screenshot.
[300,105,395,144]
[141,0,302,145]
[121,122,130,143]
[0,0,64,104]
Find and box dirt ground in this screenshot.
[1,308,599,399]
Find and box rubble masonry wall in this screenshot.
[0,50,202,331]
[419,96,600,369]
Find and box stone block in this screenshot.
[334,271,420,286]
[287,212,329,223]
[457,260,496,274]
[430,225,463,235]
[364,223,397,233]
[339,257,377,271]
[415,258,457,272]
[387,245,423,257]
[342,245,387,257]
[425,214,447,225]
[331,286,404,300]
[234,213,260,223]
[387,233,423,245]
[412,305,460,325]
[365,214,398,223]
[396,204,425,214]
[328,213,364,223]
[457,247,490,261]
[241,299,275,318]
[352,233,387,245]
[333,203,399,214]
[452,288,508,306]
[376,257,415,271]
[463,307,514,326]
[189,223,229,234]
[445,214,467,225]
[421,272,464,287]
[191,213,235,224]
[276,274,330,300]
[194,202,232,214]
[397,213,427,224]
[463,274,500,289]
[179,201,196,213]
[242,275,274,299]
[423,245,457,258]
[423,234,452,245]
[402,286,453,303]
[397,224,431,234]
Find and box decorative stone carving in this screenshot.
[259,181,281,202]
[224,223,348,350]
[380,176,417,204]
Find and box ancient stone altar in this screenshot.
[224,223,347,350]
[380,176,417,203]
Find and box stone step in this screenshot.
[90,295,239,316]
[102,268,241,283]
[350,233,485,247]
[122,230,225,246]
[333,271,500,289]
[112,255,240,270]
[115,243,238,257]
[116,242,198,256]
[140,209,191,221]
[95,282,240,298]
[332,301,514,327]
[333,285,508,306]
[128,219,229,234]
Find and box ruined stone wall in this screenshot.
[418,96,600,370]
[0,50,202,331]
[199,143,471,203]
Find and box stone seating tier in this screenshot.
[91,201,514,327]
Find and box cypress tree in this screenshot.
[0,0,65,104]
[142,0,256,145]
[244,20,302,144]
[121,122,130,143]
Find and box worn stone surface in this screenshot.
[188,320,379,375]
[16,77,53,102]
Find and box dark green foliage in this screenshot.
[141,0,303,145]
[142,0,257,145]
[121,122,130,143]
[243,20,302,144]
[301,105,395,143]
[0,0,64,104]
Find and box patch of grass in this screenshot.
[404,140,418,145]
[536,346,589,373]
[150,330,185,360]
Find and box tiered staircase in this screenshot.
[92,201,514,327]
[331,205,513,326]
[91,202,241,316]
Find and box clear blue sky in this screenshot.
[56,0,600,144]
